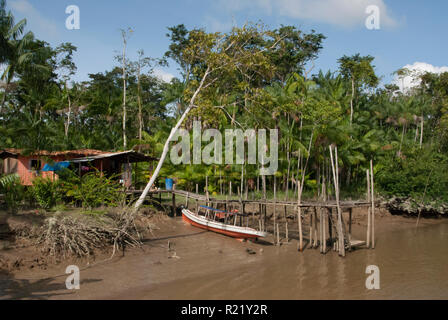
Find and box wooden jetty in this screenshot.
[127,182,376,257]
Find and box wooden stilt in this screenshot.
[348,208,352,251]
[273,177,277,245]
[328,208,332,247]
[370,160,375,249]
[309,209,313,248]
[319,207,324,253]
[172,192,176,216]
[329,145,345,257]
[366,169,371,248]
[322,208,327,253]
[277,223,280,245]
[314,208,318,248]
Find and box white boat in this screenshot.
[182,207,268,240]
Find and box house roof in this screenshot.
[70,150,158,163]
[0,148,157,163]
[0,148,110,159]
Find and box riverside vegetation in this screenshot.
[1,0,447,261]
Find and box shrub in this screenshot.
[0,174,25,213]
[32,177,63,210]
[376,147,448,203]
[63,171,124,210]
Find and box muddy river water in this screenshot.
[2,215,448,300]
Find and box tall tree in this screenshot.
[338,54,379,126]
[118,28,133,149]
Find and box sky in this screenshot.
[6,0,448,89]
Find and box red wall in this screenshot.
[16,155,71,186]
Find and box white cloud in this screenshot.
[204,16,234,32]
[153,68,175,83]
[219,0,398,28]
[394,62,448,92]
[9,0,59,38]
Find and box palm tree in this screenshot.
[0,0,36,109]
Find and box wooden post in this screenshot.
[309,208,313,248]
[205,176,209,206]
[277,223,280,245]
[285,221,289,242]
[185,192,189,208]
[229,181,232,197]
[196,183,199,194]
[319,207,324,253]
[263,204,267,232]
[220,171,223,195]
[273,176,277,241]
[298,195,303,252]
[348,208,352,251]
[329,145,345,257]
[322,208,326,253]
[314,208,318,248]
[370,160,375,249]
[171,192,176,216]
[328,207,332,246]
[366,169,371,248]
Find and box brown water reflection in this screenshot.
[131,220,448,300]
[3,217,447,300]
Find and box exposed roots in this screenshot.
[35,210,143,259]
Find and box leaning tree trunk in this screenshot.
[133,67,211,213]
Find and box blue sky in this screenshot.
[7,0,448,88]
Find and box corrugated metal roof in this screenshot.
[70,150,158,163]
[0,148,106,158]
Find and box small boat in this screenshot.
[182,205,268,240]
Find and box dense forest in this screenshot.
[1,0,448,207]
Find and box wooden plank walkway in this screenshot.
[126,189,372,209]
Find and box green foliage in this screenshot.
[3,3,448,208]
[32,177,62,210]
[376,148,448,202]
[63,171,124,210]
[0,174,25,213]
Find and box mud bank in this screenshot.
[1,209,447,300]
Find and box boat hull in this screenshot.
[182,209,268,239]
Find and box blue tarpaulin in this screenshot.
[41,161,70,172]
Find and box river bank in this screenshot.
[1,207,447,300]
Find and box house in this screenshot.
[0,148,157,188]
